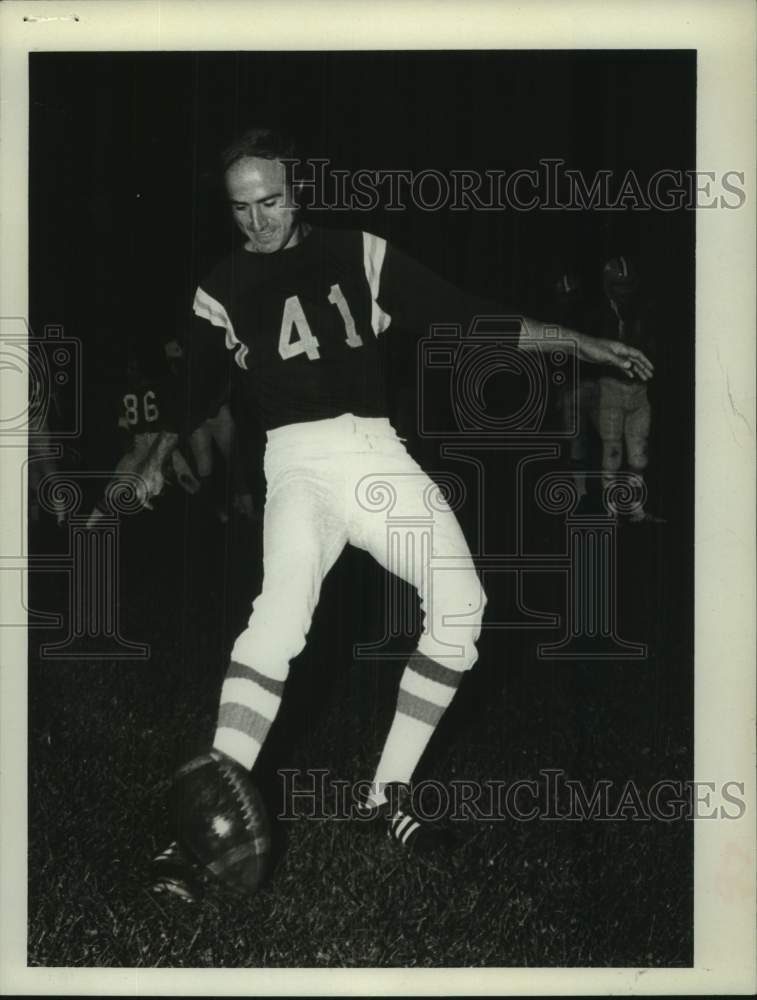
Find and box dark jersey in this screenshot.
[119,370,169,435]
[169,226,502,434]
[586,296,658,380]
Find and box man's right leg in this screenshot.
[562,384,589,500]
[151,457,347,897]
[152,451,347,899]
[212,460,347,771]
[592,387,624,511]
[624,394,663,523]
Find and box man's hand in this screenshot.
[137,463,165,510]
[519,318,653,381]
[575,332,654,381]
[136,431,179,509]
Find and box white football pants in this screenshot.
[230,413,486,681]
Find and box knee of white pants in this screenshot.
[418,571,486,672]
[230,590,311,682]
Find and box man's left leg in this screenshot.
[624,393,663,523]
[592,380,625,514]
[352,452,486,834]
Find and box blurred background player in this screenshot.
[86,338,254,528]
[544,268,598,510]
[588,256,664,524]
[85,341,201,527]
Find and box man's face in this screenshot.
[225,156,300,254]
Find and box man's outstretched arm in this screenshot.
[518,316,655,382]
[373,237,653,382]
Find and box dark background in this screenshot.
[30,50,695,468]
[27,50,696,968]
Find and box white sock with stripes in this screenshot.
[212,660,286,771]
[368,651,463,808]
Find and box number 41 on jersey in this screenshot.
[278,283,362,361]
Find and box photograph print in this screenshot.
[22,44,707,970]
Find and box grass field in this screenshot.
[27,488,694,968]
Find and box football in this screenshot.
[169,750,271,896]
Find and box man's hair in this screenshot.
[221,127,299,173]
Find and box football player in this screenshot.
[85,347,202,528]
[546,269,598,508]
[143,128,654,898]
[87,343,255,528]
[588,256,664,524]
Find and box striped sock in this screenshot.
[368,651,463,806]
[212,660,286,771]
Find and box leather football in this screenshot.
[169,750,271,896]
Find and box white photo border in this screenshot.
[1,0,754,995]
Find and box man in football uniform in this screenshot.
[144,128,653,896]
[546,268,598,508]
[588,256,664,524]
[85,348,203,528]
[87,341,256,528]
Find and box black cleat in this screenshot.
[355,782,463,856]
[148,840,205,904]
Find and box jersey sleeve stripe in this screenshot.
[193,286,240,351]
[193,285,250,370]
[362,231,392,336]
